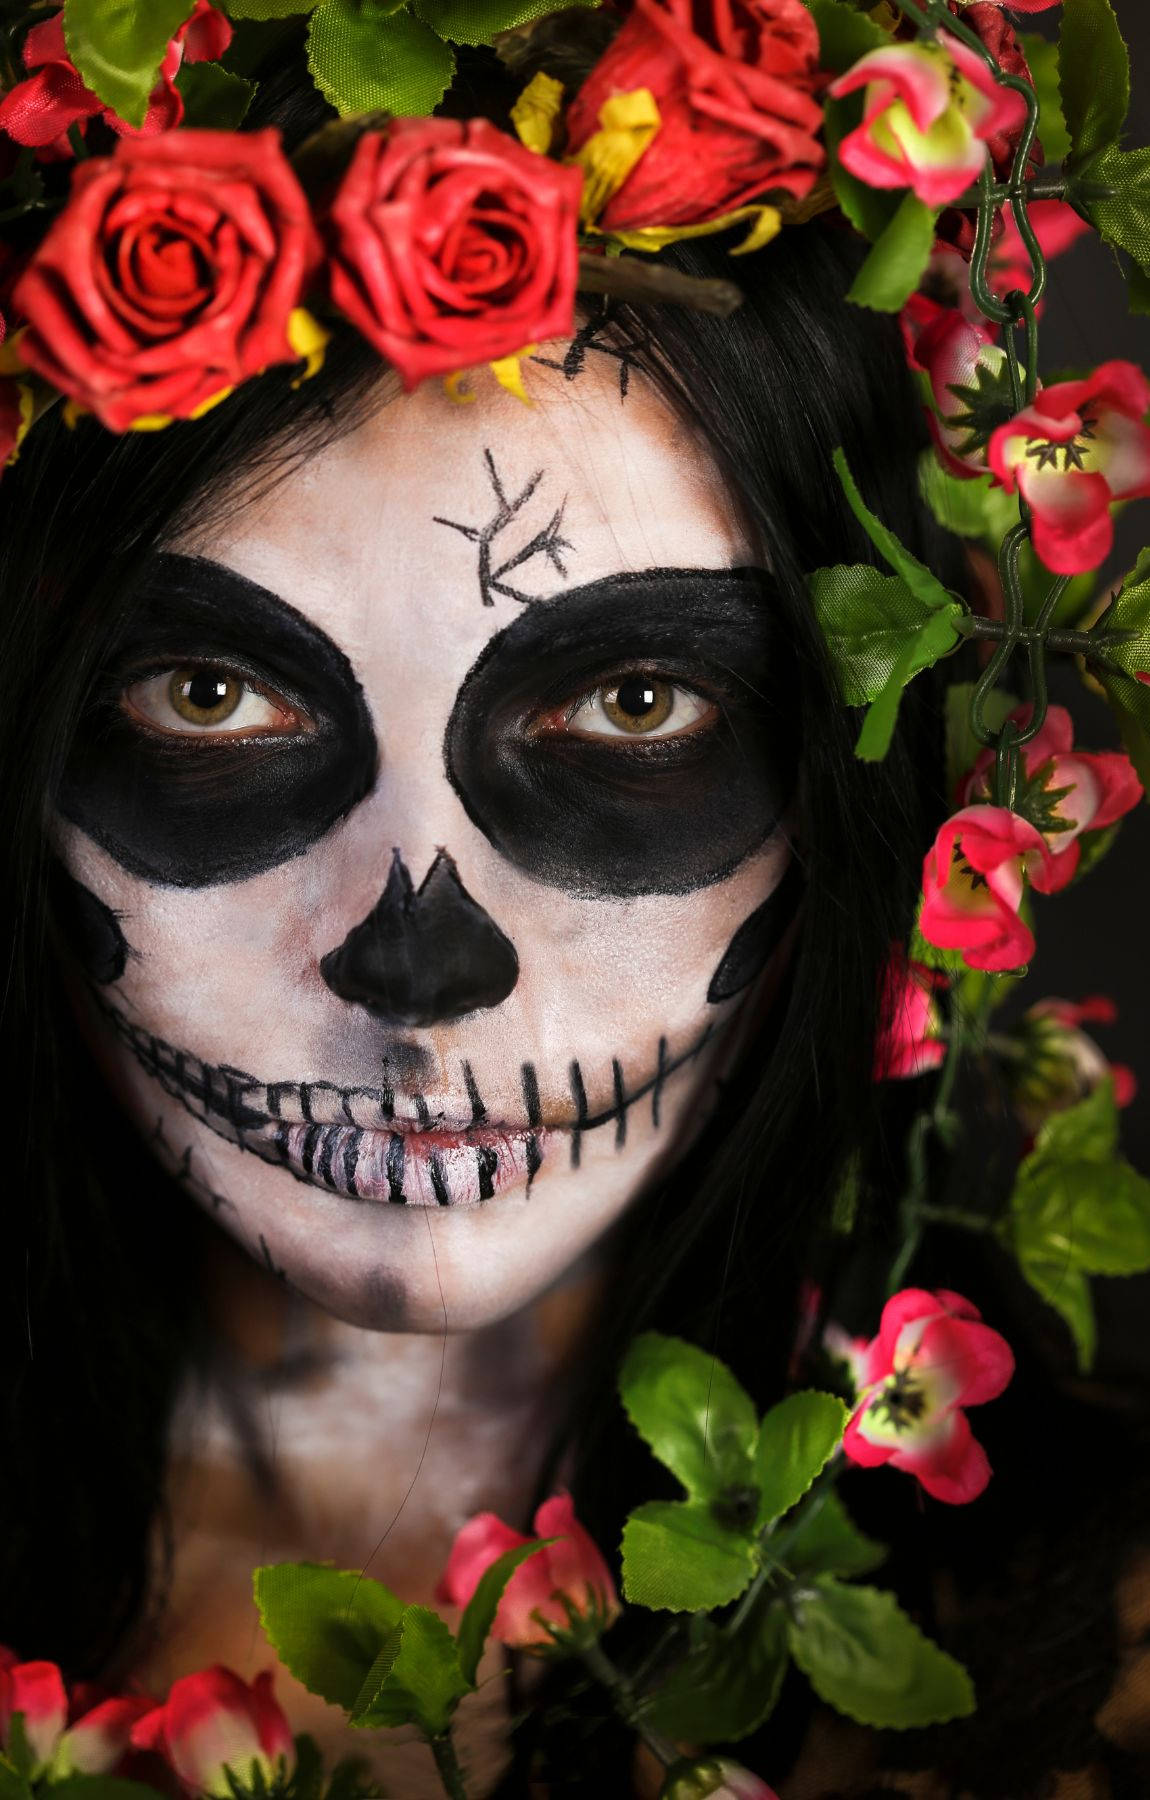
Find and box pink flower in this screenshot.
[131,1668,294,1799]
[842,1288,1014,1503]
[961,704,1143,891]
[989,198,1091,301]
[828,33,1026,207]
[1008,994,1137,1132]
[875,947,946,1080]
[987,361,1150,576]
[437,1493,620,1651]
[823,1321,872,1395]
[662,1758,779,1799]
[919,803,1052,972]
[0,1656,152,1777]
[915,308,1013,479]
[0,3,231,159]
[950,0,1059,10]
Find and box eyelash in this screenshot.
[120,665,310,739]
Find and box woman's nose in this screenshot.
[319,848,519,1027]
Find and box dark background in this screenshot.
[1013,0,1148,1364]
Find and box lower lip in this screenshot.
[270,1119,547,1207]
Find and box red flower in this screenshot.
[842,1288,1014,1504]
[919,803,1052,972]
[0,1655,152,1777]
[13,130,321,430]
[565,0,825,234]
[1008,994,1137,1133]
[0,375,31,472]
[324,118,581,390]
[875,946,946,1080]
[961,703,1143,891]
[437,1492,620,1651]
[987,362,1150,576]
[947,3,1039,178]
[915,308,1013,479]
[0,4,231,159]
[131,1669,293,1799]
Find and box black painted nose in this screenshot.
[320,849,519,1027]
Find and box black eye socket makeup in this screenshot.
[444,567,798,899]
[57,553,378,888]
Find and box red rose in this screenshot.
[324,118,582,390]
[0,4,232,159]
[565,0,825,234]
[13,130,321,431]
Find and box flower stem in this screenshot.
[429,1732,469,1800]
[579,1638,680,1768]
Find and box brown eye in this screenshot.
[121,665,310,738]
[601,677,675,734]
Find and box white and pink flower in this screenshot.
[661,1758,779,1800]
[0,1653,152,1778]
[961,703,1143,891]
[1008,993,1137,1133]
[131,1668,294,1798]
[437,1492,620,1651]
[987,362,1150,575]
[915,308,1013,479]
[828,33,1027,207]
[875,947,947,1080]
[919,803,1052,972]
[841,1288,1015,1504]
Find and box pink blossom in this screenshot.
[875,947,947,1080]
[131,1668,294,1799]
[961,704,1143,891]
[661,1757,779,1799]
[1009,994,1137,1132]
[823,1321,872,1396]
[915,308,1013,479]
[950,0,1060,10]
[437,1492,620,1651]
[842,1288,1014,1503]
[919,803,1052,972]
[828,33,1026,207]
[987,361,1150,575]
[0,1656,151,1777]
[0,1661,67,1768]
[0,3,231,159]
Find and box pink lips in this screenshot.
[273,1118,546,1206]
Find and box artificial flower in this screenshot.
[13,130,321,431]
[914,308,1015,478]
[950,0,1060,11]
[661,1757,779,1799]
[1005,994,1137,1134]
[324,118,581,391]
[0,1654,152,1777]
[987,361,1150,576]
[0,4,231,159]
[131,1668,294,1799]
[565,0,824,239]
[828,33,1027,207]
[0,374,32,470]
[919,803,1051,972]
[437,1492,620,1650]
[874,946,946,1080]
[945,2,1039,177]
[961,703,1144,890]
[841,1287,1014,1503]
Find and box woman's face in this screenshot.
[53,339,799,1332]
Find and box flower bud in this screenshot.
[661,1756,779,1800]
[131,1667,294,1798]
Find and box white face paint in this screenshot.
[53,342,799,1333]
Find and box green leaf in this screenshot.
[918,455,1020,547]
[1060,0,1130,166]
[224,0,319,16]
[306,0,454,116]
[805,0,889,74]
[1014,1254,1097,1373]
[3,1723,32,1785]
[788,1579,976,1729]
[253,1563,404,1711]
[847,191,937,313]
[350,1606,467,1736]
[456,1540,549,1685]
[1012,1155,1150,1277]
[1098,669,1150,790]
[833,446,963,614]
[806,2,901,244]
[412,0,599,46]
[640,1593,789,1743]
[1072,143,1150,274]
[1129,260,1150,316]
[618,1332,758,1502]
[1033,1074,1120,1165]
[0,1765,32,1800]
[63,0,193,127]
[782,1491,887,1581]
[1092,551,1150,682]
[1020,33,1072,165]
[810,565,963,708]
[854,605,965,762]
[174,61,254,128]
[44,1784,167,1800]
[754,1392,847,1529]
[621,1501,758,1612]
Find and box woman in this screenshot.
[4,19,1125,1800]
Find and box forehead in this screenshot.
[170,345,756,647]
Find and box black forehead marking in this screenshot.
[48,861,132,984]
[707,858,804,1004]
[530,307,649,398]
[444,566,799,899]
[57,552,378,889]
[433,448,572,607]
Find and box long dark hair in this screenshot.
[0,26,959,1746]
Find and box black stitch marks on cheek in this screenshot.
[434,449,572,607]
[49,862,131,984]
[707,860,804,1003]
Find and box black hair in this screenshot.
[0,28,967,1771]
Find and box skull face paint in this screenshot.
[52,349,801,1333]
